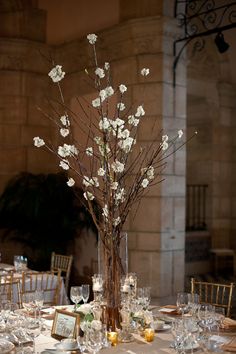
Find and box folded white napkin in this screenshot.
[35,334,59,352]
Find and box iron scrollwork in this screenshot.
[173,0,236,85]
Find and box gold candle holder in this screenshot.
[144,328,155,342]
[107,331,118,346]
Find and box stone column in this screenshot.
[0,0,57,193]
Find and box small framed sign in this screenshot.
[51,309,80,340]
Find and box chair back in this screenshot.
[50,252,73,292]
[22,270,62,306]
[191,277,234,317]
[0,280,21,306]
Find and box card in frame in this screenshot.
[51,309,80,340]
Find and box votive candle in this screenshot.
[107,331,118,346]
[144,328,154,342]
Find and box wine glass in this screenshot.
[82,284,90,304]
[214,307,225,334]
[26,317,41,353]
[34,290,44,320]
[22,293,36,315]
[176,292,190,317]
[87,329,103,354]
[70,286,82,311]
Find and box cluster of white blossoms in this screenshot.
[48,65,65,83]
[33,32,185,234]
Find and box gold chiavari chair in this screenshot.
[21,270,62,306]
[191,277,234,317]
[0,272,22,307]
[50,252,73,292]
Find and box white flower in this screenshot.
[92,97,101,108]
[98,168,105,176]
[95,67,105,78]
[86,147,93,156]
[83,176,91,188]
[83,176,99,188]
[135,105,145,117]
[110,118,125,130]
[117,102,125,111]
[91,320,102,331]
[87,33,97,45]
[146,166,155,180]
[162,134,168,142]
[99,117,110,131]
[99,89,107,102]
[58,144,78,158]
[111,160,125,173]
[128,115,139,126]
[59,159,69,170]
[105,86,114,97]
[118,137,135,153]
[48,65,65,83]
[60,128,69,137]
[113,216,121,227]
[67,178,75,187]
[144,310,153,324]
[119,84,127,94]
[178,129,183,138]
[161,141,168,151]
[102,204,109,219]
[111,182,118,190]
[141,178,149,188]
[94,136,102,145]
[83,191,95,200]
[78,304,92,315]
[60,115,70,126]
[115,188,125,202]
[118,129,130,139]
[104,62,110,70]
[141,68,150,76]
[33,137,45,148]
[99,143,110,156]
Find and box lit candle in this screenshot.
[107,331,118,346]
[121,284,129,293]
[144,328,154,342]
[93,281,102,292]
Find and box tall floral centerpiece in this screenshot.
[34,33,186,330]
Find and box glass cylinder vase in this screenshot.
[97,232,128,330]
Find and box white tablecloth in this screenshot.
[0,264,69,305]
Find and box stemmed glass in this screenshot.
[34,290,44,321]
[176,292,190,317]
[188,293,199,316]
[26,317,41,353]
[70,286,82,311]
[82,284,90,304]
[22,293,36,315]
[87,329,103,354]
[214,307,225,334]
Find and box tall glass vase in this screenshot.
[98,232,128,330]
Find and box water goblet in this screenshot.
[22,293,36,316]
[177,292,190,317]
[77,335,87,353]
[82,284,90,304]
[70,286,82,311]
[87,329,103,353]
[188,293,199,316]
[26,317,41,353]
[214,307,225,334]
[143,287,151,309]
[34,290,44,320]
